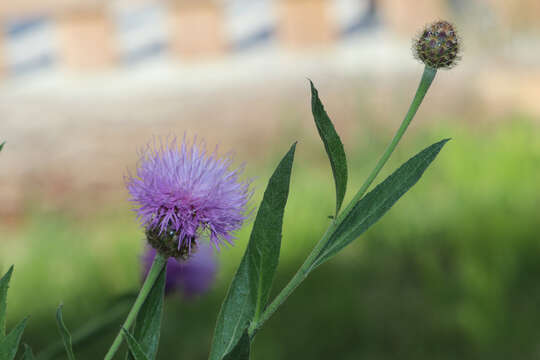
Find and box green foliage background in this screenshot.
[1,117,539,359]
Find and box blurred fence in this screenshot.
[0,0,539,219]
[0,0,535,76]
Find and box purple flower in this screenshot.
[126,137,251,257]
[142,244,217,297]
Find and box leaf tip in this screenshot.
[56,303,66,323]
[436,138,451,150]
[309,80,317,95]
[1,265,14,287]
[288,142,298,156]
[3,265,14,278]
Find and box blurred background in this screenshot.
[1,0,539,359]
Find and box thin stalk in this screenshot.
[250,66,437,336]
[249,222,337,336]
[343,66,437,213]
[103,253,168,360]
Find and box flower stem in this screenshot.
[345,66,437,209]
[248,232,328,337]
[250,66,437,337]
[103,253,168,360]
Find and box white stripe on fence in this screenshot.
[4,16,56,74]
[224,0,277,51]
[113,2,168,64]
[0,0,387,75]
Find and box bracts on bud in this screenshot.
[146,226,197,260]
[414,20,460,70]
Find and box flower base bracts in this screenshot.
[146,226,197,260]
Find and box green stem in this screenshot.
[344,66,437,211]
[103,253,168,360]
[249,222,337,337]
[250,66,437,337]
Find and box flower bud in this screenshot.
[414,20,460,69]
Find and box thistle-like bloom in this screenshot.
[126,137,251,258]
[414,20,460,69]
[142,245,217,297]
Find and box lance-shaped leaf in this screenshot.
[0,317,28,360]
[222,329,250,360]
[310,81,348,215]
[23,344,36,360]
[0,142,5,152]
[312,139,449,268]
[126,265,167,360]
[209,259,249,360]
[0,266,14,339]
[56,305,76,360]
[209,143,296,360]
[248,143,296,322]
[123,329,150,360]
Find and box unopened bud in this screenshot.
[414,20,460,69]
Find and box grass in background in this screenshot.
[1,116,539,359]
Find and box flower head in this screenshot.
[126,137,252,258]
[414,20,460,69]
[142,244,217,297]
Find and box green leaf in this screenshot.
[126,265,166,360]
[0,317,28,360]
[210,260,250,360]
[222,329,250,360]
[122,329,150,360]
[248,143,296,322]
[56,305,76,360]
[0,142,5,153]
[209,143,297,360]
[0,267,29,360]
[23,344,36,359]
[310,80,348,215]
[0,266,14,339]
[313,139,449,267]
